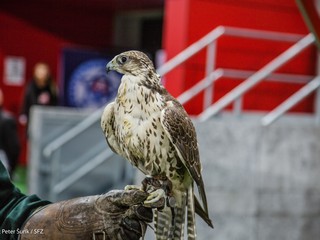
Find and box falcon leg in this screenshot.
[141,177,165,208]
[159,178,176,227]
[142,176,178,238]
[141,176,162,192]
[142,176,176,208]
[161,178,176,208]
[151,176,177,230]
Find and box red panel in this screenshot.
[163,0,190,96]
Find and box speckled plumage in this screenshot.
[101,51,212,239]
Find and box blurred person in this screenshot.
[0,88,21,177]
[19,62,58,126]
[0,160,159,240]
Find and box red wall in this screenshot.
[163,0,317,115]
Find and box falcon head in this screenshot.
[106,50,156,76]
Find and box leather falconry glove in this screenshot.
[19,189,159,240]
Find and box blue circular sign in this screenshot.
[68,59,120,108]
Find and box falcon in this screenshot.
[101,50,213,239]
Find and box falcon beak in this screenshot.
[106,60,115,74]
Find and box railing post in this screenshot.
[49,149,61,202]
[233,97,243,116]
[203,41,217,110]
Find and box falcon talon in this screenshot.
[143,197,165,209]
[124,185,142,191]
[144,189,165,204]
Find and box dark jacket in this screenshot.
[0,109,20,174]
[20,80,58,120]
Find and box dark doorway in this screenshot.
[141,17,163,60]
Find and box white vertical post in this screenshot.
[315,52,320,125]
[203,41,217,110]
[50,149,61,202]
[233,97,243,116]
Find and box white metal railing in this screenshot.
[197,33,315,121]
[157,26,316,119]
[43,109,102,157]
[157,26,317,124]
[50,149,113,200]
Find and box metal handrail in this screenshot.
[43,108,103,157]
[52,149,113,197]
[198,33,315,121]
[43,26,310,157]
[221,69,314,84]
[157,26,225,76]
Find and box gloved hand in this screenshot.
[20,189,158,240]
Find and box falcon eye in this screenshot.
[120,56,128,64]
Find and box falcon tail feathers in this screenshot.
[154,191,189,240]
[197,178,209,215]
[195,195,214,228]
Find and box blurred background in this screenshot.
[1,0,320,239]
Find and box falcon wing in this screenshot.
[101,102,122,155]
[160,102,209,214]
[101,102,148,173]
